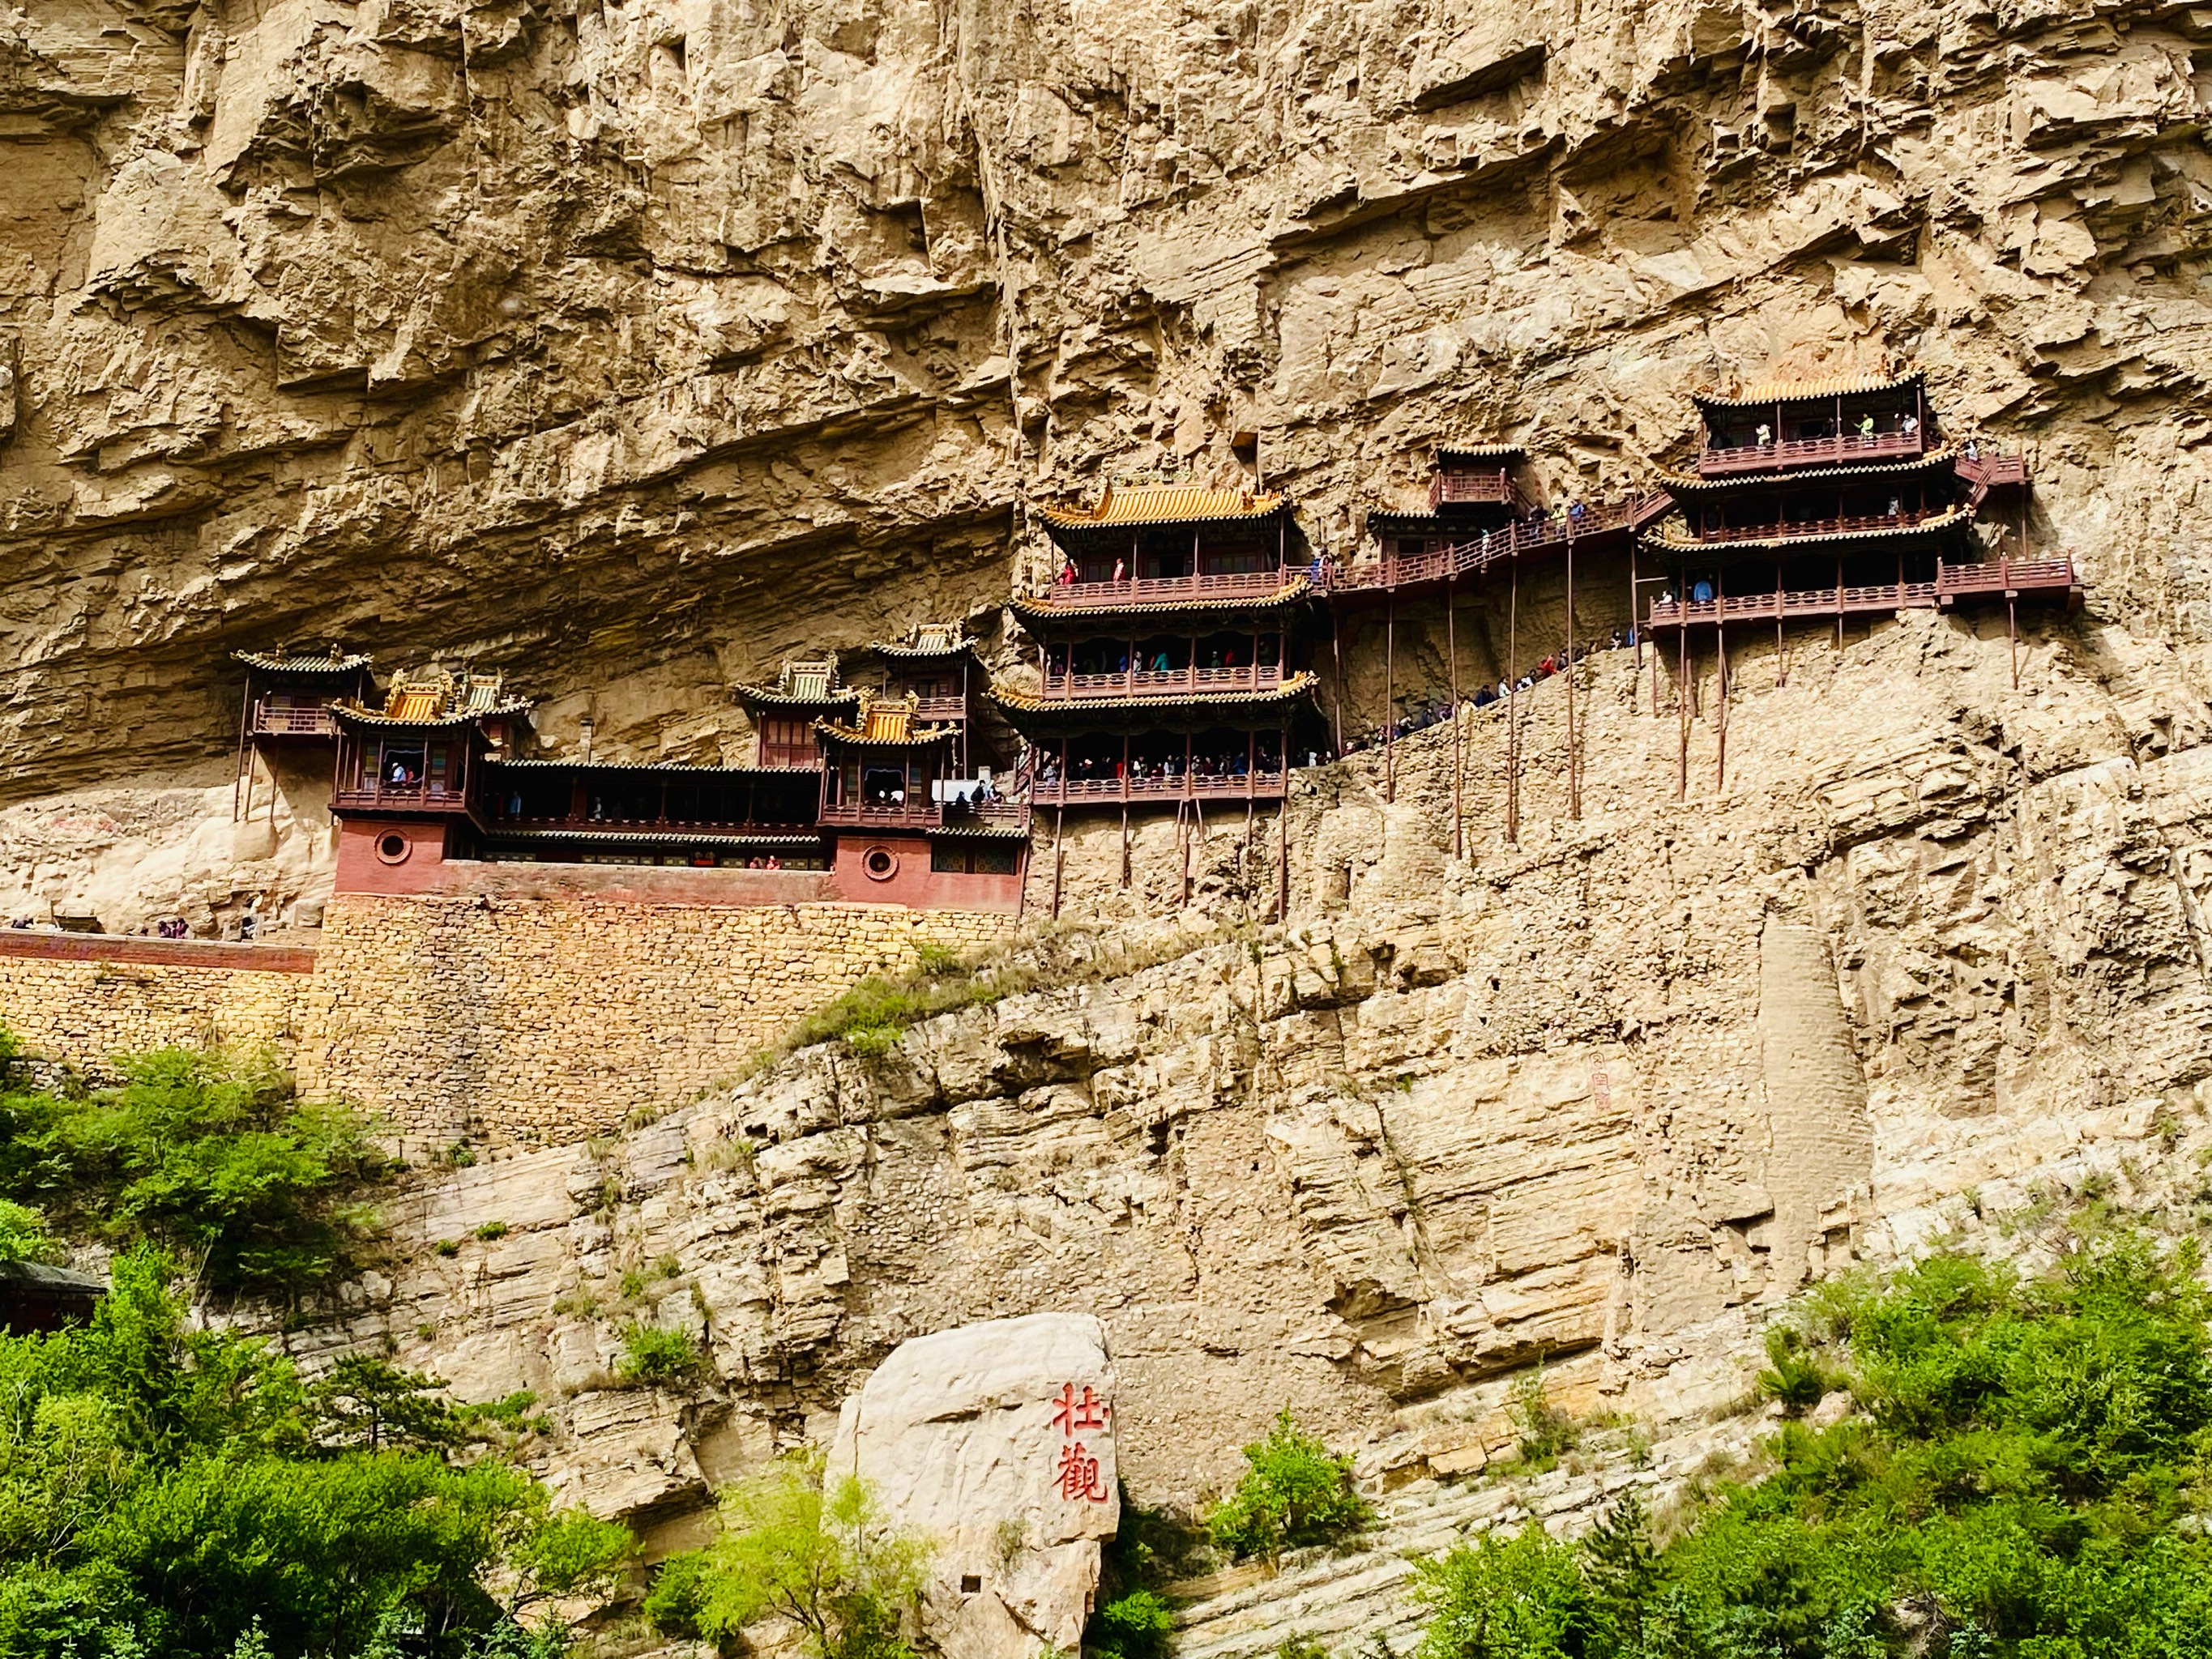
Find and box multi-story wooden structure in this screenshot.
[327,667,535,881]
[1641,371,2078,645]
[1006,484,1319,807]
[867,622,983,772]
[232,647,377,821]
[1001,482,1323,911]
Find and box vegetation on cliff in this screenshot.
[642,1450,928,1657]
[0,1247,631,1657]
[1412,1236,2212,1658]
[0,1033,383,1294]
[1207,1410,1376,1568]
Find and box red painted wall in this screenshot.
[335,819,1025,912]
[334,819,460,895]
[829,836,1026,914]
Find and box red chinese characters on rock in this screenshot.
[1051,1382,1112,1503]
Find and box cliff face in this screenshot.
[271,610,2212,1615]
[6,0,2212,812]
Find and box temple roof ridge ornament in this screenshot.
[1008,574,1312,622]
[331,665,531,727]
[987,669,1320,716]
[1694,367,1924,410]
[1037,480,1286,530]
[816,689,957,747]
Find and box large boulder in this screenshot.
[831,1313,1119,1659]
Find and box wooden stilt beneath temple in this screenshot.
[1506,551,1521,844]
[1447,570,1463,858]
[1565,534,1579,820]
[1383,588,1396,804]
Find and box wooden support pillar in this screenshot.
[1715,567,1729,795]
[1565,533,1579,820]
[1447,569,1463,858]
[1774,558,1786,687]
[1506,552,1521,845]
[1050,804,1066,919]
[2008,586,2020,689]
[1676,621,1689,801]
[232,677,253,824]
[1383,588,1396,804]
[1330,608,1346,756]
[1836,552,1844,652]
[1121,736,1132,888]
[1277,719,1291,922]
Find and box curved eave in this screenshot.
[733,686,860,709]
[1659,445,1959,494]
[330,707,482,731]
[989,672,1319,719]
[234,651,372,674]
[928,823,1033,840]
[1693,369,1924,411]
[1435,443,1526,461]
[1008,578,1313,623]
[814,727,959,748]
[1646,505,1972,554]
[869,644,974,661]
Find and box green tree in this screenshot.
[0,1198,58,1264]
[1407,1234,2212,1659]
[644,1450,929,1659]
[309,1355,462,1454]
[0,1040,385,1294]
[0,1247,630,1657]
[1206,1410,1373,1567]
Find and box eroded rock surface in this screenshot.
[831,1313,1119,1659]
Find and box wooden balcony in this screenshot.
[1428,470,1514,510]
[818,799,942,829]
[1693,506,1945,545]
[1696,432,1924,477]
[1646,582,1938,630]
[1040,664,1287,699]
[251,703,338,740]
[1955,451,2027,505]
[1643,559,2077,632]
[1030,771,1285,805]
[1030,569,1296,610]
[939,799,1030,831]
[332,783,470,813]
[909,695,968,722]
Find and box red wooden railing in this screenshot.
[252,703,337,737]
[1696,432,1924,476]
[1428,470,1514,510]
[332,783,466,812]
[1693,507,1945,545]
[1644,558,2075,629]
[1323,492,1669,595]
[909,695,968,721]
[1029,771,1286,804]
[1030,569,1296,609]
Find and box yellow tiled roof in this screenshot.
[1697,369,1922,410]
[1038,483,1285,529]
[817,693,956,747]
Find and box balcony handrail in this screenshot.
[1697,431,1924,475]
[1040,663,1286,697]
[1693,507,1944,545]
[251,703,338,736]
[1031,568,1297,607]
[1029,770,1286,803]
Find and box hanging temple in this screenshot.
[228,372,2076,919]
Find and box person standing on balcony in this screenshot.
[1112,555,1127,582]
[1859,415,1877,441]
[1756,423,1771,446]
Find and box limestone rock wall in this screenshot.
[261,609,2212,1605]
[6,0,2212,839]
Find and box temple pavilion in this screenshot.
[1641,370,2078,640]
[865,622,982,773]
[733,655,860,769]
[231,646,376,821]
[1000,482,1322,816]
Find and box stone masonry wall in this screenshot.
[296,895,1014,1148]
[0,934,314,1081]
